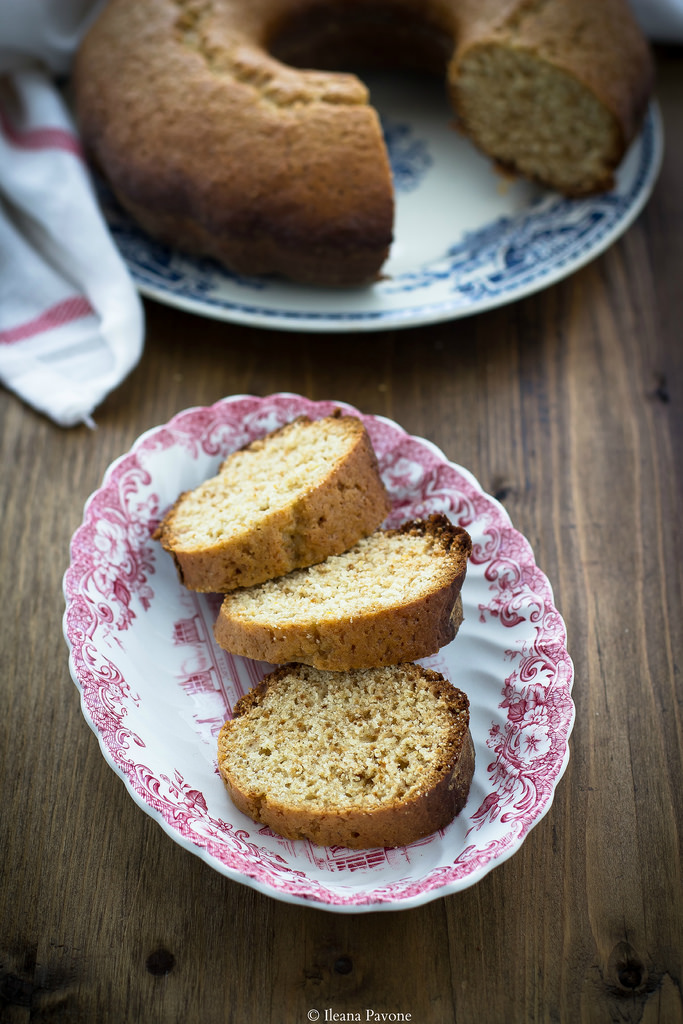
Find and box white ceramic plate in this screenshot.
[97,72,662,332]
[63,393,575,911]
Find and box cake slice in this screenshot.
[214,514,472,670]
[217,662,475,849]
[153,413,391,593]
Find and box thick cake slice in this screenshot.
[217,662,475,849]
[153,414,391,593]
[214,514,472,670]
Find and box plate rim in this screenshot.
[62,392,576,911]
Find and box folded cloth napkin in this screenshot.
[0,2,681,428]
[0,0,144,428]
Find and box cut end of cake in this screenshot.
[452,43,625,195]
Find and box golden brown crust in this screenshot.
[153,414,391,592]
[73,0,653,282]
[213,514,472,669]
[217,663,475,849]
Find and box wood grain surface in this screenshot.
[2,47,682,1024]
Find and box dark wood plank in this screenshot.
[1,44,682,1024]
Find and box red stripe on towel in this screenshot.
[0,106,83,157]
[0,296,95,345]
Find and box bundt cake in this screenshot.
[72,0,654,285]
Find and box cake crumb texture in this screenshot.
[217,662,475,848]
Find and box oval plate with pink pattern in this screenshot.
[63,393,574,911]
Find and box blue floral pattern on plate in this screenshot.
[382,116,433,194]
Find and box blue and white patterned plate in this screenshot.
[99,72,663,333]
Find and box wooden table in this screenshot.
[2,46,682,1024]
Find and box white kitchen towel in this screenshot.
[0,1,681,427]
[631,0,683,40]
[0,0,144,428]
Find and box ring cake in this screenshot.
[72,0,654,286]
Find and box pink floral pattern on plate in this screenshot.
[63,393,574,911]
